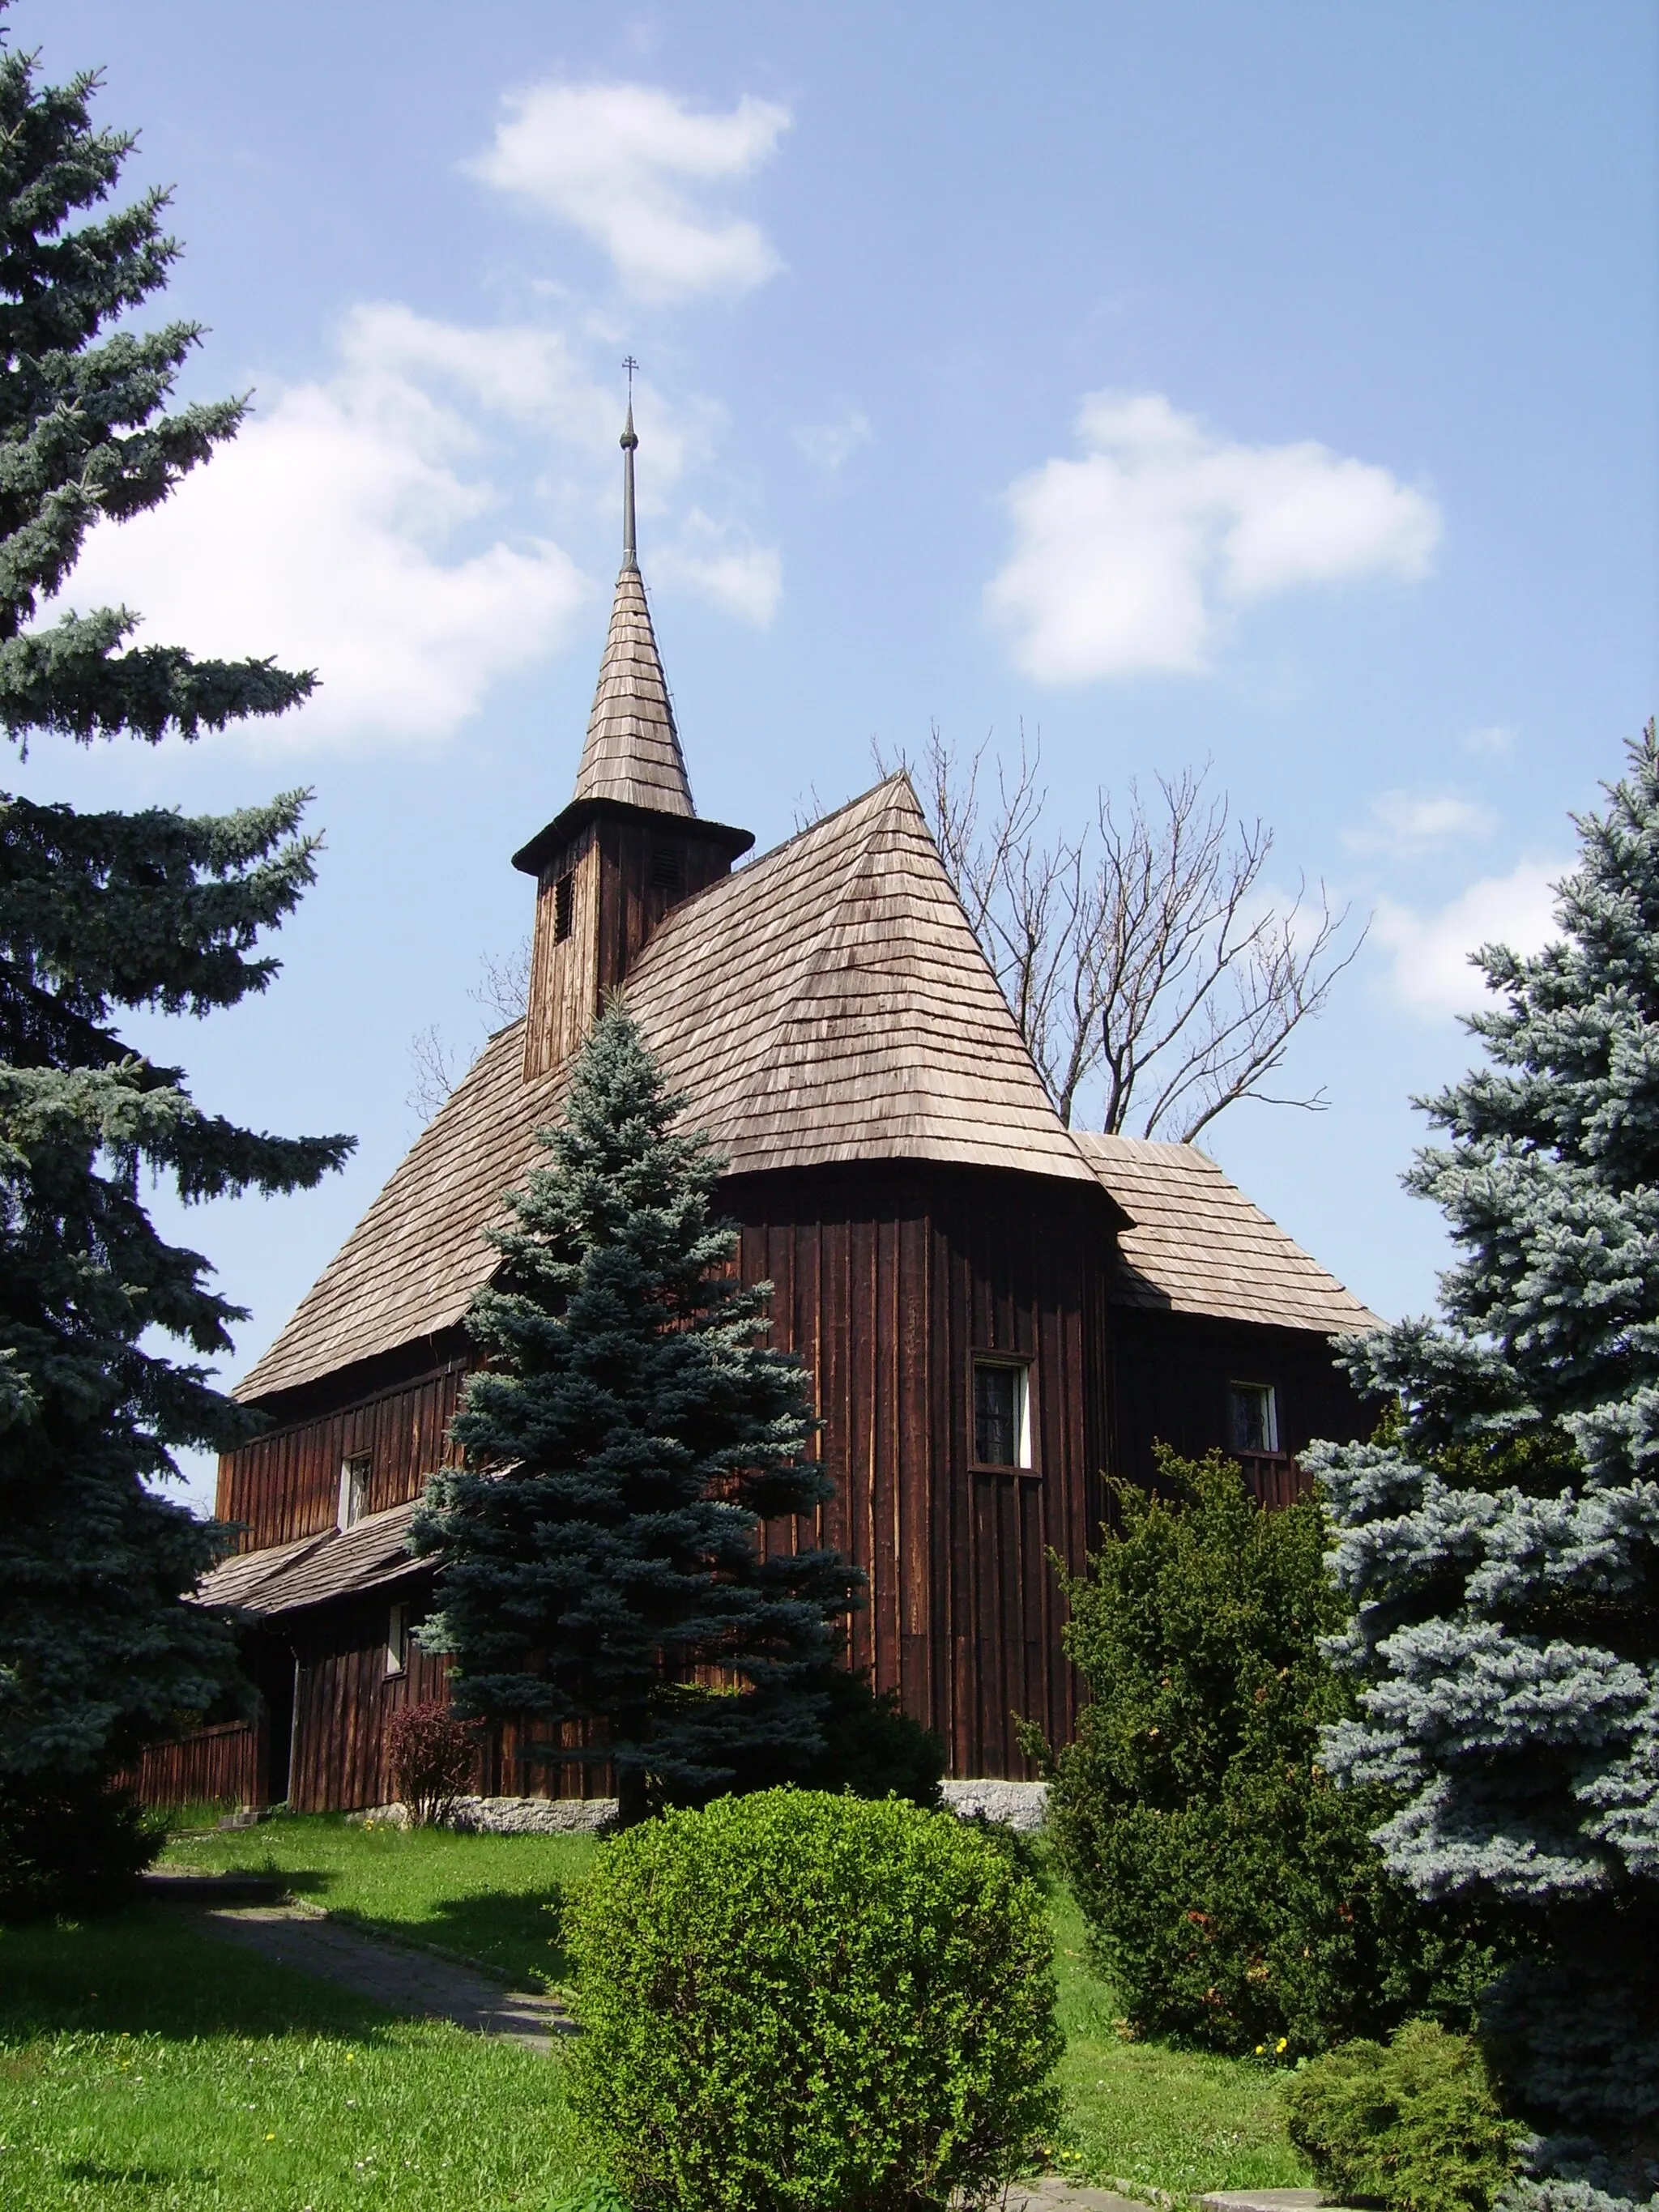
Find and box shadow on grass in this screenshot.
[335,1886,574,1990]
[0,1906,405,2044]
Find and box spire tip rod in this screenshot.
[620,356,639,570]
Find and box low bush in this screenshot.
[0,1768,157,1920]
[1283,2019,1526,2212]
[384,1700,480,1826]
[1043,1451,1509,2056]
[566,1787,1062,2211]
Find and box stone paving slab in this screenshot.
[1202,2194,1345,2211]
[1002,2181,1149,2211]
[197,1904,574,2052]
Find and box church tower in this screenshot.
[514,403,753,1079]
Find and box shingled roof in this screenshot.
[197,1500,427,1617]
[572,561,693,815]
[1073,1132,1379,1336]
[238,778,1096,1403]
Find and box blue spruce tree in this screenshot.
[415,1004,862,1823]
[1307,726,1659,2173]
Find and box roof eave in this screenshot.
[512,795,755,877]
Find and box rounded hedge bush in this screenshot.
[565,1787,1062,2212]
[1283,2019,1526,2212]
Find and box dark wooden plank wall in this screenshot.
[729,1163,1114,1779]
[1111,1308,1372,1504]
[287,1589,450,1813]
[125,1720,258,1809]
[217,1360,469,1550]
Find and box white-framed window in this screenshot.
[1227,1382,1280,1456]
[973,1357,1034,1471]
[338,1451,371,1530]
[386,1601,408,1677]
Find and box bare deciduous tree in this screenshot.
[405,935,532,1124]
[886,727,1363,1142]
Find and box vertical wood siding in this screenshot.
[1110,1307,1370,1502]
[522,814,744,1080]
[125,1721,258,1809]
[209,1166,1369,1806]
[730,1163,1114,1779]
[216,1362,469,1550]
[287,1593,450,1813]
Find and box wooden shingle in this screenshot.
[1072,1131,1379,1335]
[571,565,693,815]
[238,777,1090,1402]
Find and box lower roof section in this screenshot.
[198,1499,428,1619]
[1073,1132,1379,1336]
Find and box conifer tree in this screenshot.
[415,1004,860,1821]
[1307,726,1659,2154]
[1043,1452,1505,2059]
[0,22,352,1837]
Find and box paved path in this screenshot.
[1003,2183,1151,2210]
[197,1904,575,2052]
[1006,2182,1332,2212]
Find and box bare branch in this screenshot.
[406,935,534,1123]
[406,1024,463,1123]
[905,737,1365,1140]
[471,936,531,1027]
[884,725,1103,1120]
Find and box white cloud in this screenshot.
[1465,723,1518,757]
[1346,789,1496,856]
[654,509,782,626]
[795,409,872,476]
[986,390,1442,683]
[470,81,790,302]
[52,306,596,747]
[1375,859,1563,1017]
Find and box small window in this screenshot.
[553,872,575,943]
[1227,1383,1280,1455]
[338,1451,370,1530]
[973,1359,1033,1470]
[650,842,684,896]
[386,1601,407,1677]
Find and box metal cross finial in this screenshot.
[622,354,639,389]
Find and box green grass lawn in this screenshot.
[1043,1875,1309,2197]
[160,1812,1308,2198]
[0,1813,1313,2205]
[161,1815,595,1992]
[0,1907,586,2212]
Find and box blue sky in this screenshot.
[21,1,1659,1508]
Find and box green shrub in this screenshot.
[0,1770,158,1920]
[1283,2019,1526,2212]
[566,1787,1062,2211]
[1045,1451,1510,2056]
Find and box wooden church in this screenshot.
[141,415,1377,1815]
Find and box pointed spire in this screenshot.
[621,397,638,572]
[571,400,695,817]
